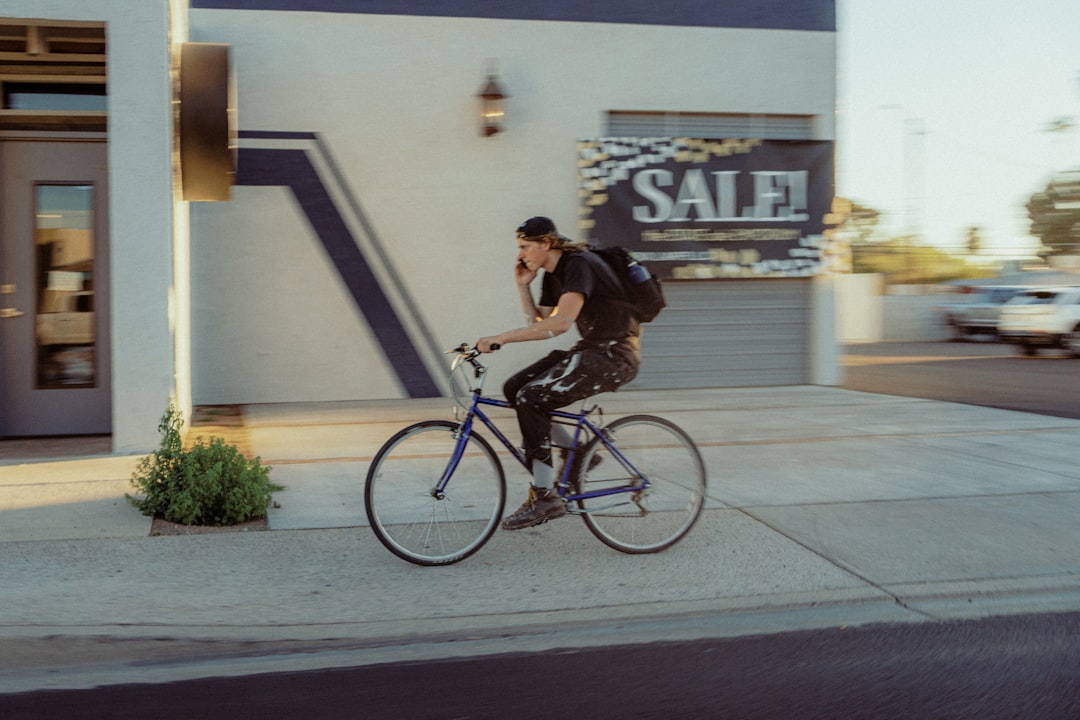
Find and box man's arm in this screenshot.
[518,282,553,324]
[477,292,583,352]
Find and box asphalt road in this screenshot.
[842,340,1080,420]
[4,612,1079,719]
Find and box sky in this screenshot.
[836,0,1080,260]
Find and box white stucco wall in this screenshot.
[809,273,841,384]
[836,273,885,343]
[188,9,836,402]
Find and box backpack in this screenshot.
[588,245,667,322]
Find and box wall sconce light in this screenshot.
[478,73,506,137]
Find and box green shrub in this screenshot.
[127,404,282,526]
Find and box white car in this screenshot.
[997,286,1080,356]
[933,285,1026,339]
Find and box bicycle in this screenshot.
[364,343,707,566]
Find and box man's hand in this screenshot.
[514,260,537,287]
[476,336,502,354]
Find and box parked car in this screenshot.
[997,286,1080,356]
[933,285,1026,339]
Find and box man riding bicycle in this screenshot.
[476,217,640,530]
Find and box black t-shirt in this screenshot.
[539,250,640,348]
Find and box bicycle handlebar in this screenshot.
[446,342,500,360]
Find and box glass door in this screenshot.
[0,141,110,437]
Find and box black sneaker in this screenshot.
[501,486,567,530]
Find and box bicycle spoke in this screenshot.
[365,421,505,566]
[575,415,706,553]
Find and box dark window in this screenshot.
[4,82,107,112]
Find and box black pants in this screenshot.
[503,342,639,469]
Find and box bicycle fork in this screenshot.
[433,415,479,500]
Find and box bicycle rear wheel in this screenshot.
[575,414,706,553]
[365,420,505,566]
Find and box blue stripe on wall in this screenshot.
[237,146,440,398]
[190,0,835,32]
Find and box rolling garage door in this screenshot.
[629,278,811,389]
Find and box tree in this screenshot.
[1027,173,1080,257]
[851,235,981,285]
[966,226,982,256]
[844,200,881,245]
[838,199,993,284]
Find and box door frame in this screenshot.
[0,134,111,437]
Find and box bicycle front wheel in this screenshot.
[576,414,706,554]
[364,420,505,566]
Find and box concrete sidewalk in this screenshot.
[2,386,1080,692]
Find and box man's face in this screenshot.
[516,236,549,270]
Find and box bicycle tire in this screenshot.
[365,420,505,566]
[575,414,706,554]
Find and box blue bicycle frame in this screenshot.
[438,391,648,509]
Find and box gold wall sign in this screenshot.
[178,42,237,202]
